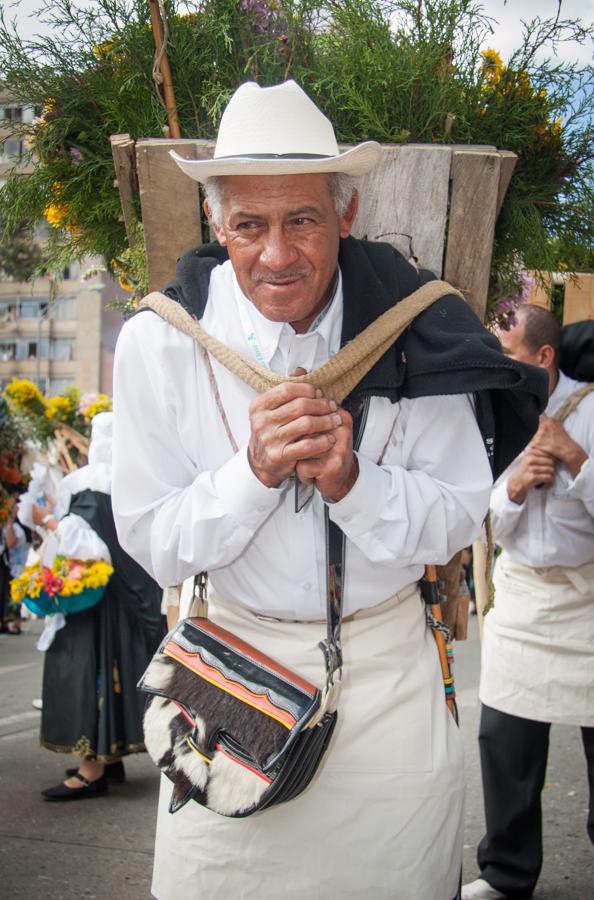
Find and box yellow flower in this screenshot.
[79,395,113,421]
[4,378,47,416]
[45,395,75,422]
[118,274,134,292]
[44,201,70,229]
[481,48,503,83]
[68,579,84,595]
[93,41,114,58]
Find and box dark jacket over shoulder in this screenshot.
[156,236,548,478]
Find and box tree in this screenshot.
[0,0,591,322]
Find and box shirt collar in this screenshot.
[546,369,580,416]
[232,269,343,367]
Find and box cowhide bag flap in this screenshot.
[139,615,337,817]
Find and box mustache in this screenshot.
[253,270,308,283]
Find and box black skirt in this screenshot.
[40,488,164,761]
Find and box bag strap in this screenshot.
[139,279,463,404]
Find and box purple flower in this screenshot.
[69,147,83,165]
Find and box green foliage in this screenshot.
[0,221,47,281]
[0,0,592,321]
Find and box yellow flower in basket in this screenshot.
[10,557,113,616]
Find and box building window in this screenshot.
[2,138,24,160]
[1,106,23,123]
[0,342,17,361]
[53,297,76,320]
[18,299,49,319]
[0,302,17,323]
[50,338,75,361]
[27,341,38,359]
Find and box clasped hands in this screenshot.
[247,380,358,502]
[507,415,587,504]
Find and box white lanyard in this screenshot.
[235,275,338,371]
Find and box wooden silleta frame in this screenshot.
[111,136,517,323]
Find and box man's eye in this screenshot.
[292,217,313,226]
[236,220,261,231]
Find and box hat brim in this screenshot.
[170,141,381,182]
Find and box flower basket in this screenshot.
[22,585,106,617]
[10,557,114,617]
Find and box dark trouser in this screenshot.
[476,704,594,899]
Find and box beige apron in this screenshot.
[151,587,464,900]
[480,552,594,726]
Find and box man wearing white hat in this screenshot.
[112,81,546,899]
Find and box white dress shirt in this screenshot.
[490,370,594,568]
[112,260,492,619]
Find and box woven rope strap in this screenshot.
[139,280,463,403]
[552,382,594,424]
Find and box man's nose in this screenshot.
[259,227,299,271]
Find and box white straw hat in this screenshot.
[170,80,381,181]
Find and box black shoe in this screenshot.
[65,760,126,782]
[42,772,109,801]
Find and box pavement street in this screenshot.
[1,614,592,899]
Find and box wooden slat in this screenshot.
[350,144,452,276]
[563,273,594,324]
[444,150,501,320]
[495,150,518,219]
[136,139,211,290]
[132,138,511,315]
[110,133,138,247]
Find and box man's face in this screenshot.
[499,318,538,366]
[207,174,358,333]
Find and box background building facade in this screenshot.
[0,92,124,396]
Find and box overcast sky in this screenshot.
[4,0,594,64]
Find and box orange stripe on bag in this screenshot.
[163,643,297,729]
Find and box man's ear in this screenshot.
[339,190,359,238]
[537,344,556,369]
[203,199,226,245]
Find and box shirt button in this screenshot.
[303,582,312,592]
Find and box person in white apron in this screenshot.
[463,305,594,900]
[111,81,546,899]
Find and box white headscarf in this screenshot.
[56,412,113,515]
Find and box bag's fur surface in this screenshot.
[141,652,296,815]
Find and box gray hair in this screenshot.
[203,173,358,228]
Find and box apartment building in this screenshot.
[0,93,124,397]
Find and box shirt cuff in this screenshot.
[492,480,525,514]
[213,445,285,528]
[327,452,390,536]
[566,457,594,502]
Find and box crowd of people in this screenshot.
[1,80,592,900]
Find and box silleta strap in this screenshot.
[552,382,594,423]
[139,279,463,404]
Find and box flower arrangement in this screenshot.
[0,484,15,528]
[4,378,47,419]
[0,396,32,504]
[2,380,113,449]
[78,392,113,422]
[0,1,591,316]
[10,556,114,616]
[45,393,79,424]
